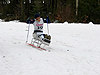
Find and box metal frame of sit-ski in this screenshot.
[31,37,50,47]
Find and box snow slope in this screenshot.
[0,21,100,75]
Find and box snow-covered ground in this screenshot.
[0,20,100,75]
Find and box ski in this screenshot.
[26,43,50,52]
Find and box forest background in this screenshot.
[0,0,100,24]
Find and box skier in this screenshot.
[33,13,44,39]
[26,13,51,45]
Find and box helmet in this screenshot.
[34,13,40,19]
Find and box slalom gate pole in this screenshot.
[26,21,30,43]
[46,17,49,34]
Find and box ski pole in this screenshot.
[46,16,49,34]
[26,21,30,43]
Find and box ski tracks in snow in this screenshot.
[0,22,100,75]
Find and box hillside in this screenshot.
[0,21,100,75]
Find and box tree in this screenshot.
[78,0,100,23]
[14,0,26,21]
[30,0,45,18]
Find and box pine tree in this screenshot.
[30,0,45,18]
[14,0,26,21]
[78,0,100,23]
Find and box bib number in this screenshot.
[38,26,43,29]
